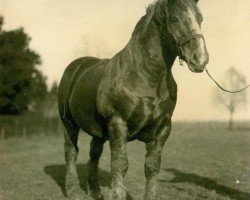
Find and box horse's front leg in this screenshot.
[108,116,128,200]
[144,123,171,200]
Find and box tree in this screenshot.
[0,16,47,114]
[0,16,3,32]
[213,67,247,130]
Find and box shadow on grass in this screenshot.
[44,164,134,200]
[164,168,250,200]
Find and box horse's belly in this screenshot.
[69,64,106,138]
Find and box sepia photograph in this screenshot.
[0,0,249,199]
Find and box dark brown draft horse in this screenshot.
[58,0,209,199]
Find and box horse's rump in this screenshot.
[58,57,109,137]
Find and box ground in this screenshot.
[0,116,249,200]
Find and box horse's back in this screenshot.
[58,56,109,138]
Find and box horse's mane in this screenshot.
[131,0,166,36]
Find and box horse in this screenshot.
[58,0,209,199]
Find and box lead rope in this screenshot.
[205,68,250,93]
[178,59,250,93]
[167,12,249,94]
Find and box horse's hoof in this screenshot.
[90,190,104,200]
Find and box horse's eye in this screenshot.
[170,17,179,23]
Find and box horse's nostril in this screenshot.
[192,53,199,63]
[191,52,201,65]
[191,52,208,67]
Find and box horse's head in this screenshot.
[162,0,209,72]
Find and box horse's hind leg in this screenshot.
[64,125,88,200]
[88,137,106,200]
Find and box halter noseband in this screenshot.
[178,33,204,46]
[175,33,204,65]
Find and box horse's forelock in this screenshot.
[175,0,201,16]
[144,0,167,31]
[142,0,201,33]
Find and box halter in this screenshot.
[168,18,204,59]
[156,2,204,64]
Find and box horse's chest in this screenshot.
[125,95,175,138]
[99,73,177,139]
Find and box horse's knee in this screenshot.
[112,155,129,176]
[144,156,160,178]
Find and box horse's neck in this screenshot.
[106,17,177,98]
[120,18,176,86]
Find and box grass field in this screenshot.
[0,116,250,200]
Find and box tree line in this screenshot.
[0,16,57,115]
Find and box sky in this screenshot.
[1,0,250,121]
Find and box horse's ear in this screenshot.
[194,0,199,3]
